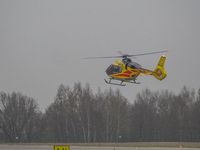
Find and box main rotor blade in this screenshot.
[82,50,171,59]
[117,51,124,56]
[128,50,171,57]
[82,56,123,59]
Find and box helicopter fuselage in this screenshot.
[106,58,143,82]
[105,55,167,83]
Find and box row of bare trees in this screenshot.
[0,83,200,143]
[44,83,131,143]
[131,87,200,142]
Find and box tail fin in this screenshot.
[153,55,167,80]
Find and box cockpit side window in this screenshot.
[128,64,136,69]
[128,62,142,69]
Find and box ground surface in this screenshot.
[0,144,200,150]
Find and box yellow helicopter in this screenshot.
[84,50,170,86]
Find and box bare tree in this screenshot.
[131,88,159,142]
[169,86,195,142]
[190,88,200,141]
[156,90,174,141]
[100,88,130,142]
[0,92,40,142]
[45,84,71,142]
[72,82,87,142]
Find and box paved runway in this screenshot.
[0,145,200,150]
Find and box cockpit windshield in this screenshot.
[106,65,122,75]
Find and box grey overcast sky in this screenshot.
[0,0,200,111]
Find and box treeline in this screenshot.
[0,82,200,143]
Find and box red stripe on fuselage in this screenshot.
[131,70,139,72]
[124,71,132,74]
[114,74,131,77]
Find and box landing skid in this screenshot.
[127,81,141,84]
[104,78,141,86]
[104,79,126,86]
